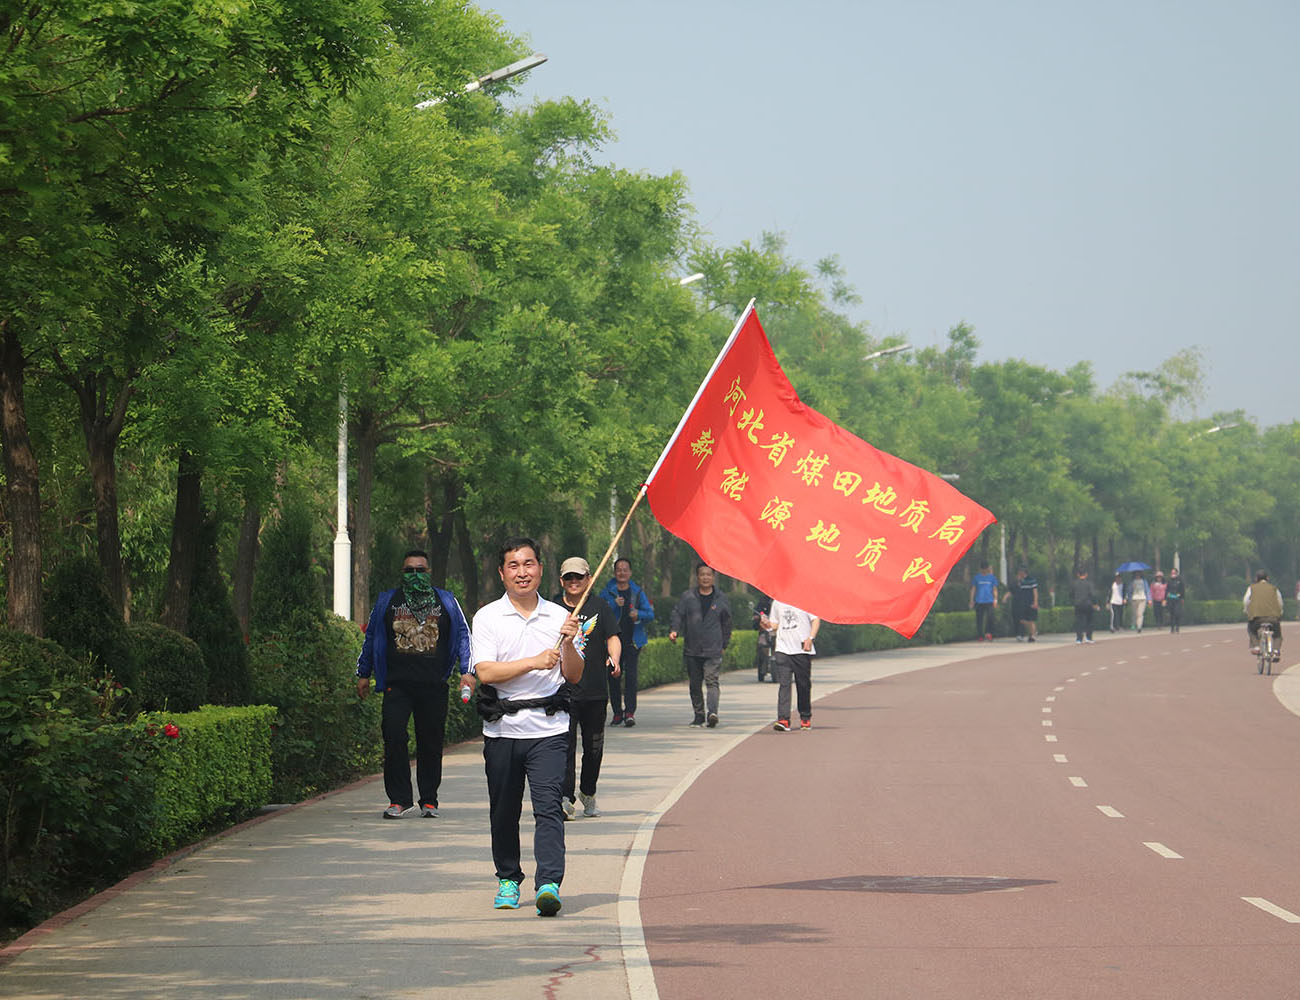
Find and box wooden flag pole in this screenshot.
[553,485,649,646]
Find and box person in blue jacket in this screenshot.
[598,557,655,727]
[356,550,472,819]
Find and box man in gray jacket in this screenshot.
[668,563,732,728]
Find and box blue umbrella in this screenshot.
[1115,561,1151,573]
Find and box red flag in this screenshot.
[645,304,995,636]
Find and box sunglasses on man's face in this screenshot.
[562,573,588,582]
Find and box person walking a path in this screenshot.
[1129,571,1150,633]
[761,600,819,730]
[1166,568,1186,633]
[1108,573,1126,632]
[969,564,998,641]
[470,537,582,916]
[553,556,621,820]
[355,549,472,819]
[598,557,654,726]
[668,563,732,727]
[1069,567,1097,644]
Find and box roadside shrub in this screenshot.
[137,705,275,853]
[127,622,208,712]
[0,632,152,934]
[249,615,377,801]
[42,553,130,680]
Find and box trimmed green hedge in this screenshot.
[137,705,276,853]
[249,615,378,802]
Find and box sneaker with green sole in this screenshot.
[535,882,562,917]
[493,879,521,910]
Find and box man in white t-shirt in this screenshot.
[471,537,582,917]
[760,600,820,731]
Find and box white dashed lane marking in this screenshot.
[1053,754,1068,763]
[1045,695,1056,702]
[1097,806,1124,818]
[1042,720,1053,727]
[1068,777,1088,787]
[1145,842,1184,859]
[1044,734,1058,742]
[1242,897,1300,923]
[1054,686,1065,692]
[1042,707,1052,713]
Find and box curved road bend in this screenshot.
[641,628,1300,999]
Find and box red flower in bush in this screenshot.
[163,723,180,739]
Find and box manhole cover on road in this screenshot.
[755,875,1055,894]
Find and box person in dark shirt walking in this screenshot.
[356,550,472,819]
[553,557,621,819]
[669,563,732,727]
[1069,567,1097,644]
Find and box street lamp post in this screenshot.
[332,53,549,620]
[863,343,912,362]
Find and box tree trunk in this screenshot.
[233,494,261,638]
[85,426,126,615]
[453,506,480,609]
[425,473,456,585]
[159,451,202,633]
[351,410,379,623]
[0,321,43,635]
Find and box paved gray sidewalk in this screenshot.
[0,631,1224,999]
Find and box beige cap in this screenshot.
[559,556,590,577]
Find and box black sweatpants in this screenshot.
[564,699,608,800]
[483,732,567,889]
[381,680,449,808]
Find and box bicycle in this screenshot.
[1257,622,1278,676]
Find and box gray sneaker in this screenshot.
[578,792,601,817]
[383,804,413,819]
[419,803,438,818]
[562,798,576,821]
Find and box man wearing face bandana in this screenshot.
[356,550,472,819]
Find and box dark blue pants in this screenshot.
[483,732,567,889]
[381,680,448,808]
[608,643,640,717]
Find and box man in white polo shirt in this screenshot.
[471,536,582,917]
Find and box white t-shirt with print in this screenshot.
[471,593,570,739]
[769,600,818,656]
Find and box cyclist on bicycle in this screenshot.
[1243,570,1283,658]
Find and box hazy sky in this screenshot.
[482,1,1298,426]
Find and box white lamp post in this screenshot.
[332,53,549,619]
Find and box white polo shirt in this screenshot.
[471,592,570,739]
[769,600,818,656]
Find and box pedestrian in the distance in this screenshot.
[761,600,819,730]
[668,563,732,727]
[598,557,654,727]
[1128,571,1150,633]
[355,550,473,819]
[1069,566,1097,644]
[1166,568,1185,633]
[1004,566,1039,642]
[1149,572,1168,627]
[969,563,998,641]
[1108,573,1125,632]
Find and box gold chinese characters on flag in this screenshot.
[645,305,995,637]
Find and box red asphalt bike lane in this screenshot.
[639,628,1300,999]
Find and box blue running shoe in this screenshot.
[535,882,562,917]
[493,879,520,910]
